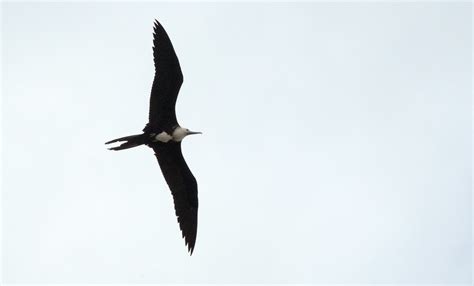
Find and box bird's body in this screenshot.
[153,127,201,143]
[106,20,201,255]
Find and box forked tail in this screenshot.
[105,134,147,151]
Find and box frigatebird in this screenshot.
[105,20,201,255]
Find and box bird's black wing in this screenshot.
[145,20,183,133]
[151,142,198,254]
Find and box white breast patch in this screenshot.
[154,131,172,143]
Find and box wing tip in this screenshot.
[154,19,161,29]
[187,243,195,255]
[182,228,196,255]
[180,218,197,256]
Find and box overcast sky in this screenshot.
[2,2,472,284]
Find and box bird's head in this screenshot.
[172,126,202,142]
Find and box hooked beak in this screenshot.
[187,130,202,135]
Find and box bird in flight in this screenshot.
[106,20,201,255]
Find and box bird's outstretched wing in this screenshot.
[151,142,198,254]
[145,20,183,133]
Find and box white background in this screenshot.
[2,2,472,284]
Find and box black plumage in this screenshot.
[144,20,183,134]
[106,20,200,255]
[153,143,198,253]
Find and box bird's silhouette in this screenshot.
[106,20,201,254]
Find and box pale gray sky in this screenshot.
[2,2,472,284]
